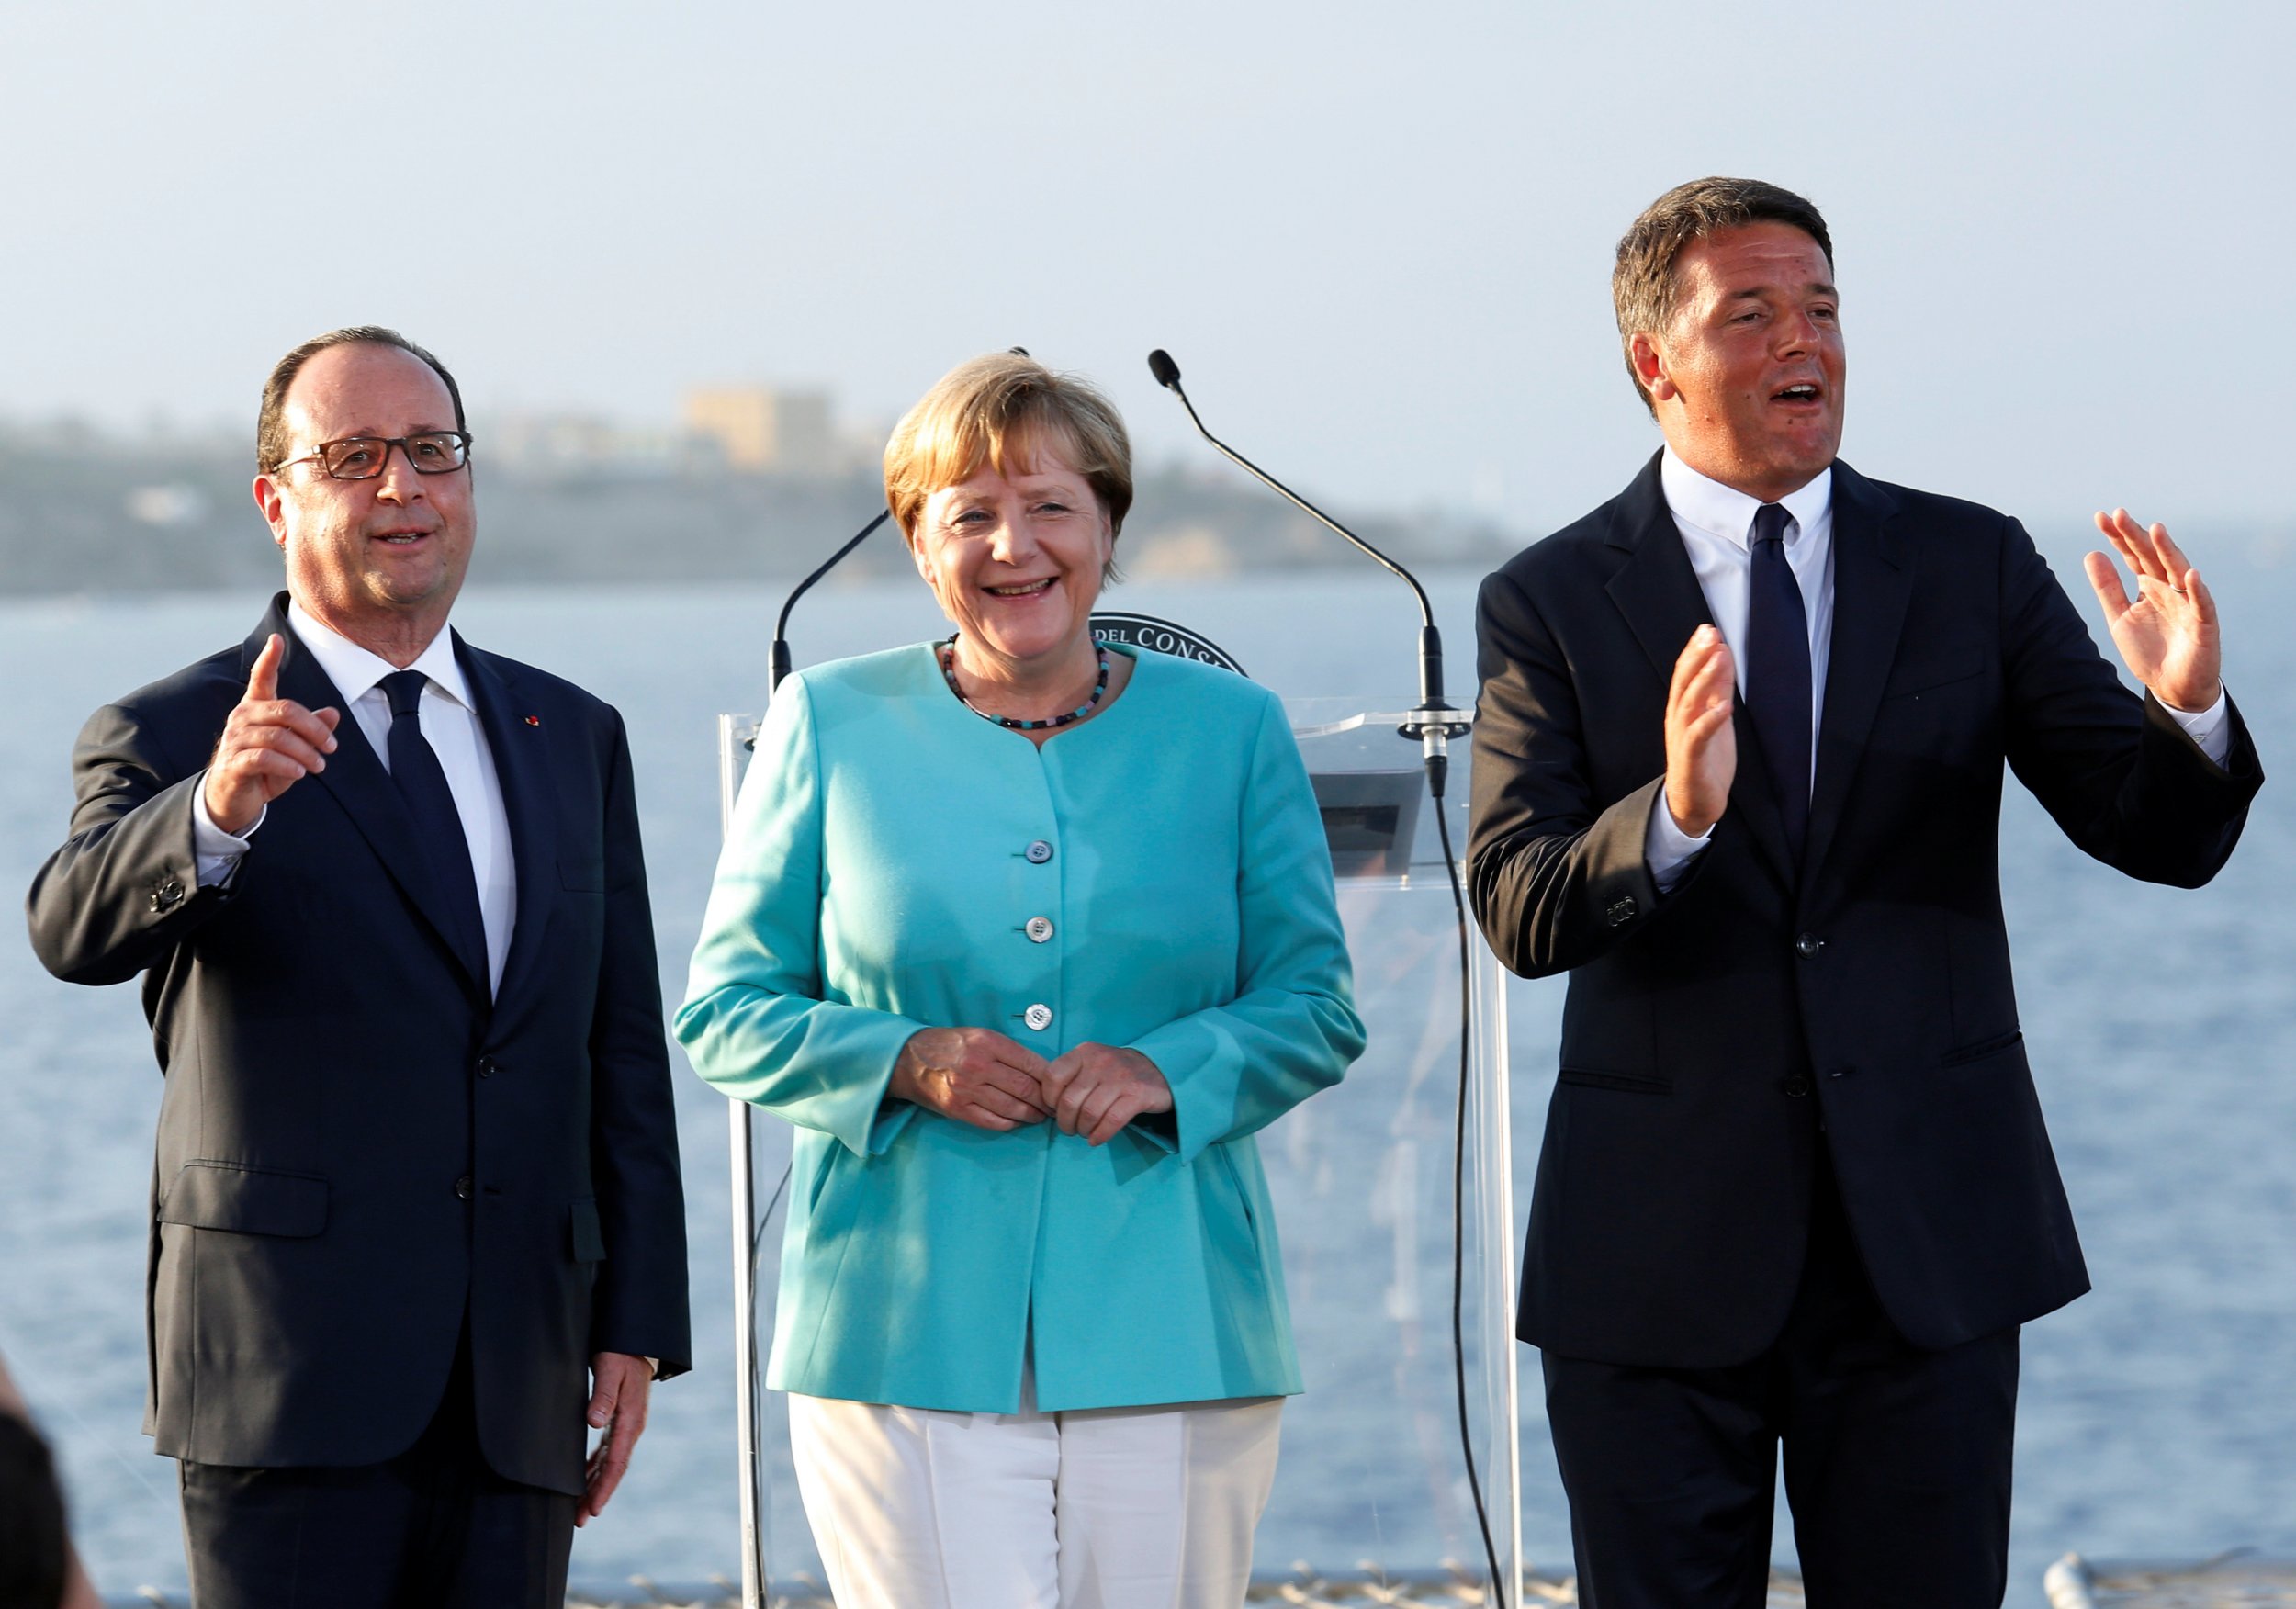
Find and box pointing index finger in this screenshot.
[247,634,284,703]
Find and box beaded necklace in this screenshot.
[937,635,1110,732]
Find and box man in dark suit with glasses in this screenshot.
[28,326,690,1607]
[1469,179,2261,1607]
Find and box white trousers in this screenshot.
[786,1377,1283,1609]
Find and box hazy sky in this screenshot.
[3,0,2287,541]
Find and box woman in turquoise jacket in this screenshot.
[676,353,1364,1609]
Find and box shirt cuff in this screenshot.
[1644,789,1712,894]
[2162,687,2232,766]
[191,778,262,889]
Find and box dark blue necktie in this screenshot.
[381,670,488,985]
[1745,502,1811,864]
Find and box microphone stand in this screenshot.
[1147,349,1506,1609]
[771,511,892,692]
[1144,349,1471,793]
[737,501,888,1607]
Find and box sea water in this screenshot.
[1,558,2290,1604]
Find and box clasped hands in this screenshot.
[1662,508,2224,838]
[890,1026,1172,1145]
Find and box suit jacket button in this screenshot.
[476,1057,497,1079]
[454,1175,474,1200]
[1024,917,1054,943]
[1781,1075,1812,1098]
[1795,933,1826,959]
[1604,896,1638,928]
[1025,839,1055,865]
[1023,1004,1053,1031]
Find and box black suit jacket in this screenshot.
[1469,456,2261,1368]
[26,595,691,1494]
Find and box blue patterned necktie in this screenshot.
[1745,502,1811,865]
[381,669,488,984]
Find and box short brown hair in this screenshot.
[884,353,1132,579]
[1613,178,1833,416]
[256,326,466,471]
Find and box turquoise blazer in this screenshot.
[676,643,1364,1412]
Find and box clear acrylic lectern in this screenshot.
[713,676,1519,1605]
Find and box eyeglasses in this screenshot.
[272,431,473,480]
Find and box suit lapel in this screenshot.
[254,599,488,1000]
[1604,456,1714,683]
[1803,462,1914,884]
[1602,456,1797,887]
[460,637,557,1010]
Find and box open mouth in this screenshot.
[376,529,431,546]
[985,579,1055,598]
[1773,384,1822,404]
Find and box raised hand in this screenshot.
[890,1027,1053,1131]
[1041,1042,1173,1147]
[1665,624,1737,837]
[203,634,342,835]
[2085,509,2222,714]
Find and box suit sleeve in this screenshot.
[1123,692,1366,1165]
[1466,567,1681,980]
[673,677,929,1159]
[26,701,233,986]
[583,708,693,1377]
[1995,518,2262,885]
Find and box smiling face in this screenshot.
[253,342,475,658]
[1631,220,1845,502]
[911,443,1113,681]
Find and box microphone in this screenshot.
[1144,348,1470,793]
[771,511,891,692]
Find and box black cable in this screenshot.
[748,1162,793,1482]
[750,1165,792,1281]
[1432,770,1509,1607]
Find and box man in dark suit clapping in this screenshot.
[28,328,690,1608]
[1468,179,2261,1607]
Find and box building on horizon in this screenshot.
[681,385,838,475]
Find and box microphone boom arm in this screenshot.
[771,510,892,692]
[1165,388,1435,630]
[1148,352,1471,780]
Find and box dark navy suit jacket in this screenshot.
[27,594,690,1493]
[1469,456,2261,1367]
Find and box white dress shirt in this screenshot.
[193,602,518,995]
[1644,447,2229,887]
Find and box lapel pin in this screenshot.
[524,715,542,727]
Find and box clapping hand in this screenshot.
[1664,624,1737,838]
[2085,510,2222,714]
[203,634,341,835]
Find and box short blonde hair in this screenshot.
[884,354,1133,576]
